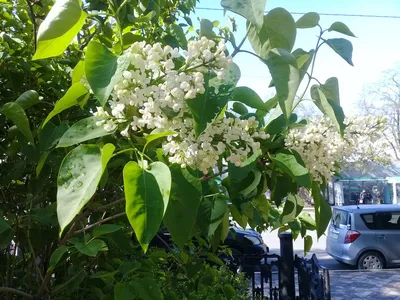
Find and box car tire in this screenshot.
[357,251,385,270]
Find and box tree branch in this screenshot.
[231,29,249,57]
[25,0,37,51]
[200,169,228,182]
[0,287,34,299]
[36,198,125,297]
[72,212,126,235]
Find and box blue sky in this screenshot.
[193,0,400,115]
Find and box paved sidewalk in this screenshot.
[330,269,400,300]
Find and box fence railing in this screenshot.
[295,254,331,300]
[239,232,331,300]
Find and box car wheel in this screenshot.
[358,251,384,270]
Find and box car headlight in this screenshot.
[245,235,261,245]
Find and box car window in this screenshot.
[332,209,349,228]
[361,213,375,230]
[375,212,400,230]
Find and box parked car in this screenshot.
[326,204,400,269]
[150,225,268,269]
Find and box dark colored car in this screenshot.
[150,226,268,270]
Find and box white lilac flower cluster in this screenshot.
[285,116,389,183]
[94,37,269,173]
[163,117,269,173]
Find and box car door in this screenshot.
[327,209,350,256]
[375,211,400,265]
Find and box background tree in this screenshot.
[357,66,400,160]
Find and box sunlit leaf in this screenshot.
[186,63,240,136]
[221,0,267,29]
[57,116,116,147]
[57,144,115,234]
[247,8,296,59]
[43,82,89,127]
[15,90,40,109]
[33,0,87,60]
[85,41,130,106]
[296,12,320,29]
[328,21,356,37]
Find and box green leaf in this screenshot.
[93,224,122,237]
[238,170,261,196]
[256,96,279,118]
[75,239,108,257]
[0,217,12,250]
[43,82,89,127]
[118,261,141,276]
[33,0,87,60]
[169,23,187,50]
[57,144,115,234]
[205,251,224,266]
[0,217,11,235]
[299,212,316,230]
[295,12,320,28]
[228,149,261,182]
[232,102,248,115]
[247,8,296,59]
[281,194,304,224]
[266,48,300,120]
[164,164,202,248]
[144,129,177,148]
[232,86,266,110]
[36,152,50,178]
[57,116,116,147]
[311,77,345,135]
[130,278,163,300]
[304,235,313,254]
[15,90,40,109]
[325,38,354,66]
[271,174,296,207]
[312,181,332,238]
[39,122,69,151]
[289,219,301,240]
[0,230,13,250]
[200,19,215,38]
[1,102,34,143]
[48,245,68,270]
[272,150,311,188]
[186,63,240,136]
[292,48,314,83]
[72,60,85,84]
[221,0,267,29]
[85,41,131,106]
[114,282,136,300]
[230,204,248,228]
[196,195,228,236]
[123,161,171,252]
[328,21,356,37]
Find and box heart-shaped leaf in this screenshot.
[123,161,171,252]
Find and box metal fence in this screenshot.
[239,232,331,300]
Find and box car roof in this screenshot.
[333,204,400,214]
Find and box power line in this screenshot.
[197,7,400,19]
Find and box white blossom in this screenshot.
[91,38,270,173]
[285,116,390,183]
